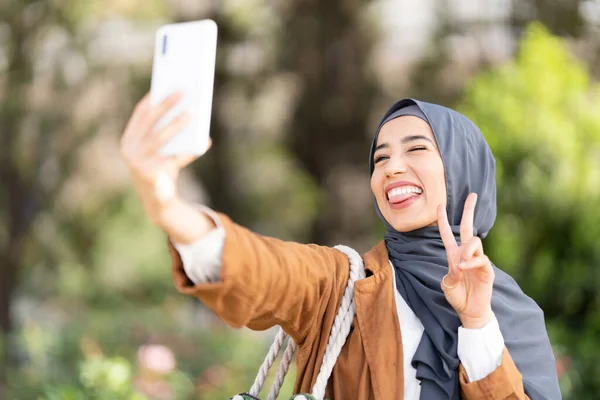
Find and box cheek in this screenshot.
[370,172,382,201]
[421,159,447,201]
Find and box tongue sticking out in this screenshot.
[388,192,421,204]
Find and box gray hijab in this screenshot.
[369,99,561,399]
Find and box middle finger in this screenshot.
[143,111,190,156]
[460,193,477,245]
[141,92,184,135]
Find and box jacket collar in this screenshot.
[362,241,389,274]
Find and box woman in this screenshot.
[120,94,561,399]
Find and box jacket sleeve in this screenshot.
[459,348,530,400]
[169,212,350,346]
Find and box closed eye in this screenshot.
[408,146,428,152]
[374,154,388,164]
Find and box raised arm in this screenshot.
[169,211,349,344]
[120,92,216,244]
[120,93,349,345]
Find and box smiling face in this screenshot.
[370,116,447,232]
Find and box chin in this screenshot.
[381,214,417,232]
[390,221,423,233]
[385,212,437,233]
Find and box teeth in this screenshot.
[387,186,423,200]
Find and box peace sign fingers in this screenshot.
[438,192,495,328]
[460,193,478,245]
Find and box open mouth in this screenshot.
[386,185,423,209]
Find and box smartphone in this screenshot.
[150,20,218,156]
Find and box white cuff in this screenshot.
[171,205,225,284]
[457,316,505,382]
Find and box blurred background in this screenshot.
[2,0,600,398]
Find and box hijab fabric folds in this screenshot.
[369,99,561,399]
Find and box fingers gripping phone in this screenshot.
[150,20,217,156]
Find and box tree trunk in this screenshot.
[0,5,35,392]
[278,0,377,251]
[0,250,18,388]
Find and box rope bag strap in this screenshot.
[245,245,366,400]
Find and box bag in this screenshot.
[229,245,365,400]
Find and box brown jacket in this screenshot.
[171,213,529,399]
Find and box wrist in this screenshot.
[156,198,217,244]
[154,196,183,228]
[459,309,495,330]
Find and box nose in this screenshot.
[384,155,407,178]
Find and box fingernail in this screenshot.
[458,261,466,269]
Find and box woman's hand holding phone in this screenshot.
[120,92,215,244]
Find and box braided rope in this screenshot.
[315,246,360,354]
[267,338,297,400]
[247,245,364,400]
[249,327,288,396]
[311,245,365,399]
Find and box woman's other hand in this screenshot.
[120,92,215,244]
[437,193,495,329]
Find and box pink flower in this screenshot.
[137,344,176,375]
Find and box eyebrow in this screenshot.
[374,135,436,152]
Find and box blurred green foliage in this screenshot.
[10,191,296,399]
[460,23,600,398]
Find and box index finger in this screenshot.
[459,193,477,245]
[437,204,457,250]
[122,93,152,143]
